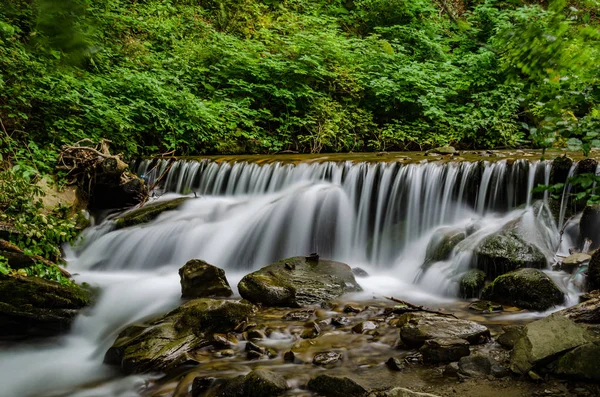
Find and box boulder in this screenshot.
[397,312,490,348]
[458,353,506,377]
[307,375,369,397]
[459,269,485,299]
[473,219,547,279]
[217,370,289,397]
[481,268,564,311]
[352,267,370,278]
[179,259,232,299]
[558,294,600,324]
[419,338,470,363]
[587,250,600,291]
[0,275,91,339]
[422,228,466,271]
[549,155,574,185]
[561,253,591,273]
[426,146,456,155]
[510,313,595,374]
[104,298,254,374]
[579,205,600,249]
[553,342,600,381]
[114,197,188,229]
[496,325,524,349]
[238,256,361,307]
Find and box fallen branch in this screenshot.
[384,296,458,318]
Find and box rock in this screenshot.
[283,351,295,362]
[496,325,525,349]
[352,267,370,278]
[0,239,68,275]
[313,351,342,366]
[550,155,574,185]
[218,370,289,397]
[212,333,237,348]
[307,375,369,397]
[238,256,361,307]
[579,290,600,302]
[0,275,91,339]
[397,312,490,348]
[385,357,404,371]
[282,309,314,321]
[301,322,320,339]
[459,269,486,299]
[179,259,232,299]
[561,253,591,273]
[245,341,265,354]
[114,197,188,229]
[458,353,496,377]
[587,250,600,291]
[89,172,147,212]
[473,219,548,279]
[372,388,442,397]
[192,377,219,397]
[558,295,600,324]
[344,304,363,313]
[553,342,600,381]
[468,300,503,313]
[422,228,466,270]
[246,350,263,360]
[352,321,377,334]
[427,146,456,155]
[510,313,595,374]
[246,329,266,340]
[420,338,470,362]
[579,205,600,249]
[104,298,254,374]
[481,268,564,311]
[332,316,351,326]
[443,362,460,377]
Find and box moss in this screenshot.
[459,269,485,299]
[114,197,188,229]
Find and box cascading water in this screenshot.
[0,156,584,397]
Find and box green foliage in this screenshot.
[0,0,598,156]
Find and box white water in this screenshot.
[0,158,585,396]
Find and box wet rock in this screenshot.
[473,219,548,279]
[550,155,573,186]
[420,338,470,363]
[192,377,219,397]
[427,146,456,155]
[422,228,466,270]
[179,259,232,299]
[246,350,263,360]
[561,253,591,274]
[283,350,295,362]
[458,353,497,377]
[104,299,254,374]
[301,322,321,339]
[553,342,600,381]
[579,205,600,249]
[114,197,188,229]
[490,364,510,378]
[397,312,490,348]
[443,362,460,377]
[212,333,237,348]
[579,290,600,302]
[245,341,265,354]
[587,250,600,292]
[332,316,351,326]
[218,370,289,397]
[386,357,404,371]
[496,325,525,349]
[559,294,600,324]
[307,375,369,397]
[344,304,362,313]
[510,313,595,374]
[468,300,503,313]
[352,321,377,334]
[371,388,441,397]
[238,256,361,307]
[245,329,266,340]
[459,269,486,299]
[282,309,314,321]
[352,267,370,278]
[313,351,342,366]
[0,275,91,339]
[481,268,564,311]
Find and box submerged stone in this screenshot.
[104,298,254,374]
[481,268,564,311]
[238,256,361,307]
[468,300,503,313]
[179,259,232,299]
[0,275,91,339]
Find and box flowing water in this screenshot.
[0,156,587,396]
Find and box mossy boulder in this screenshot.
[579,205,600,249]
[114,197,188,229]
[104,298,254,374]
[473,220,547,279]
[179,259,232,299]
[0,275,91,339]
[238,256,362,307]
[422,228,466,271]
[307,374,369,397]
[481,268,564,311]
[559,293,600,324]
[217,370,290,397]
[458,269,485,299]
[587,250,600,291]
[550,155,574,186]
[553,342,600,381]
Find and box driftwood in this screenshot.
[57,139,147,210]
[384,296,458,319]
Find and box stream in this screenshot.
[0,153,590,397]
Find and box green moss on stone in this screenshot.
[114,197,188,229]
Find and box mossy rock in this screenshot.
[0,274,91,339]
[481,268,564,311]
[104,298,254,374]
[459,269,485,299]
[217,370,289,397]
[588,250,600,292]
[238,256,362,307]
[422,228,466,272]
[553,342,600,381]
[307,374,369,397]
[579,205,600,250]
[179,259,232,299]
[114,197,188,229]
[473,219,547,279]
